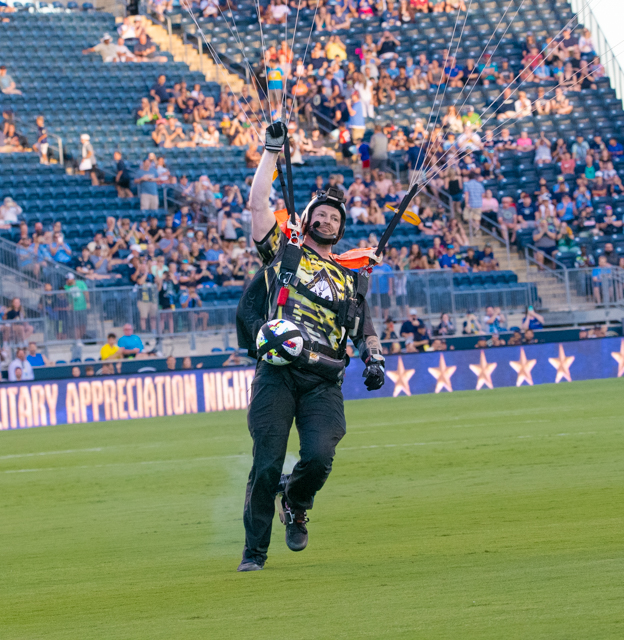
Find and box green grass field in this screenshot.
[1,379,623,639]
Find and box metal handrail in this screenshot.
[0,236,83,283]
[569,0,624,108]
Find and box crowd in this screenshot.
[82,17,168,64]
[378,306,541,354]
[377,305,614,354]
[155,0,469,23]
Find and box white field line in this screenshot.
[0,430,610,474]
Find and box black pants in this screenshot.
[242,361,346,563]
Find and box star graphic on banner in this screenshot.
[548,344,575,383]
[428,354,456,393]
[509,348,537,387]
[387,356,415,397]
[469,350,497,390]
[611,339,624,378]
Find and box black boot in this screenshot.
[279,497,309,552]
[237,556,265,572]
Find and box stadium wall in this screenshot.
[1,338,623,430]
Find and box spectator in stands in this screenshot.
[0,196,21,227]
[492,87,518,120]
[433,312,455,336]
[82,33,118,63]
[607,137,623,156]
[8,348,34,382]
[482,306,506,334]
[349,196,369,224]
[377,31,399,60]
[26,341,49,368]
[113,151,133,198]
[34,115,49,165]
[0,134,23,153]
[462,311,482,335]
[369,124,388,171]
[516,129,534,150]
[134,33,167,62]
[150,75,171,104]
[3,296,33,345]
[514,91,532,118]
[399,309,424,343]
[78,134,99,186]
[0,65,21,95]
[439,244,461,271]
[479,244,499,271]
[522,329,537,345]
[521,307,544,331]
[135,159,159,210]
[100,333,121,360]
[49,232,72,265]
[463,172,484,236]
[64,274,89,341]
[534,135,553,165]
[118,323,144,358]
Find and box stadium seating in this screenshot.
[0,0,620,316]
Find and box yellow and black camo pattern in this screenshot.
[256,224,355,352]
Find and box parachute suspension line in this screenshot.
[283,0,303,120]
[286,0,323,125]
[208,2,269,125]
[411,0,608,199]
[409,34,624,205]
[282,2,289,117]
[417,0,524,185]
[465,0,606,129]
[253,0,272,117]
[182,5,262,138]
[407,1,466,191]
[275,161,295,223]
[221,2,270,124]
[441,0,528,131]
[418,0,475,182]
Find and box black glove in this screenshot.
[265,121,288,154]
[363,361,385,391]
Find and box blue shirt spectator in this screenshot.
[439,246,459,269]
[464,177,485,209]
[26,342,48,367]
[118,324,143,357]
[371,262,392,295]
[173,206,193,229]
[607,139,623,156]
[135,165,159,196]
[50,236,72,264]
[348,98,365,128]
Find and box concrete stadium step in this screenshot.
[145,22,244,91]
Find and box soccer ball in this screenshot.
[256,319,304,366]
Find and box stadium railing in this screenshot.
[570,0,624,108]
[0,317,47,349]
[368,269,536,321]
[0,236,83,290]
[566,266,624,309]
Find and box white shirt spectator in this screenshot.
[350,203,368,223]
[515,97,532,118]
[457,129,482,152]
[93,37,118,63]
[271,3,290,20]
[0,197,22,224]
[115,41,134,62]
[8,355,34,382]
[203,128,220,147]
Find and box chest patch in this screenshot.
[306,267,339,301]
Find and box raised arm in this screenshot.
[249,122,288,242]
